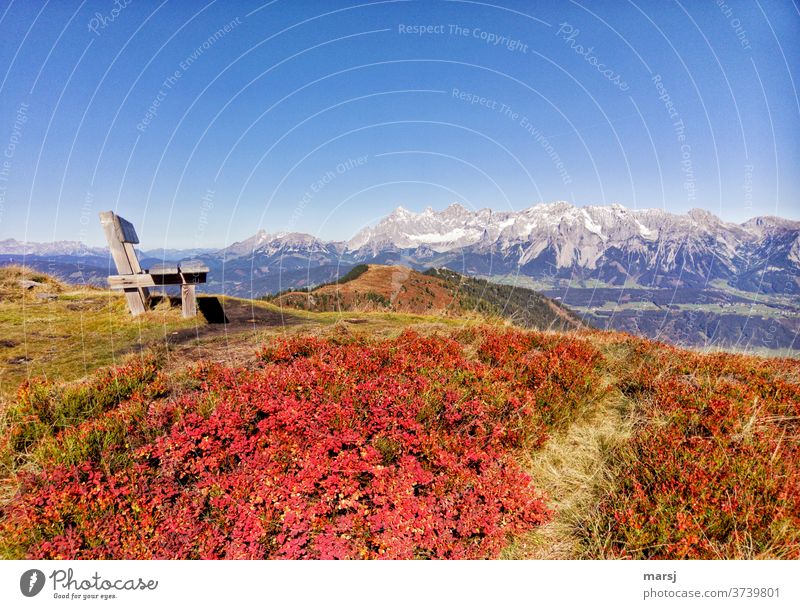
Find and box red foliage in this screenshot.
[0,329,603,559]
[602,346,800,559]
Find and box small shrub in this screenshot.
[1,357,160,472]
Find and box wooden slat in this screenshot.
[108,275,158,289]
[122,230,148,304]
[122,242,144,274]
[114,215,139,244]
[181,284,197,318]
[108,273,206,288]
[149,263,180,275]
[100,212,133,274]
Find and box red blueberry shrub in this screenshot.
[0,328,604,559]
[599,343,800,559]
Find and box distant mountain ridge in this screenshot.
[4,202,798,290]
[342,202,800,292]
[3,202,799,350]
[3,203,798,296]
[198,202,799,297]
[0,238,107,257]
[0,238,214,261]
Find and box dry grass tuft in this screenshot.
[0,265,65,301]
[502,374,637,559]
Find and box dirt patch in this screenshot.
[7,356,32,365]
[161,297,304,347]
[0,339,19,348]
[145,298,311,374]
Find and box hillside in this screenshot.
[0,267,798,560]
[268,264,583,332]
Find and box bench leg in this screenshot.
[123,289,147,316]
[181,284,197,318]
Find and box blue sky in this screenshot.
[0,0,798,248]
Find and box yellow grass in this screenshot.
[0,282,200,401]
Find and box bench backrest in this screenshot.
[99,211,145,275]
[99,211,148,315]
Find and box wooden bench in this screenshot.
[99,211,208,318]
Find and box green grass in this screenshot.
[0,289,200,401]
[0,356,161,474]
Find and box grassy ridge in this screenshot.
[423,268,583,331]
[267,264,584,332]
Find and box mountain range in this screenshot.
[2,202,798,350]
[200,201,798,295]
